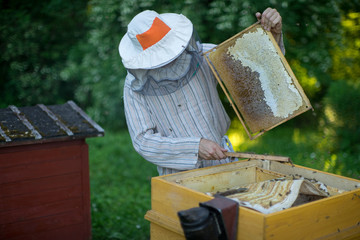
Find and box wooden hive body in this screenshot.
[145,158,360,240]
[0,101,104,240]
[0,140,91,239]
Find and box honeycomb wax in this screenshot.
[209,25,308,134]
[227,28,302,119]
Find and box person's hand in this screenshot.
[255,8,282,35]
[198,138,227,160]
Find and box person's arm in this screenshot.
[256,8,285,55]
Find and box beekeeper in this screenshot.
[120,8,284,175]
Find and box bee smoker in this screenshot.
[177,196,239,240]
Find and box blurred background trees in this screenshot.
[0,0,88,106]
[1,0,359,151]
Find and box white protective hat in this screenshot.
[119,10,193,70]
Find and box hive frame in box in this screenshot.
[204,22,312,140]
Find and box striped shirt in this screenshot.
[124,44,233,175]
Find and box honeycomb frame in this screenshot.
[204,22,312,139]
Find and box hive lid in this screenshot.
[205,23,312,139]
[0,100,104,147]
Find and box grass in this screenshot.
[87,122,360,239]
[87,131,157,240]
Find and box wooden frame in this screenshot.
[204,23,312,140]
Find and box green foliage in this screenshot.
[1,0,358,132]
[0,0,88,107]
[322,81,360,153]
[330,12,360,84]
[74,0,359,139]
[320,9,360,155]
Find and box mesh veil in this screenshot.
[128,29,203,96]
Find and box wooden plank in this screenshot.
[0,197,83,225]
[9,105,42,140]
[37,104,74,136]
[67,100,105,134]
[225,152,291,162]
[145,210,184,236]
[0,209,84,239]
[0,173,81,198]
[79,142,91,239]
[0,157,82,184]
[317,224,360,240]
[162,160,263,182]
[265,190,360,239]
[256,168,286,183]
[269,161,360,190]
[150,222,185,240]
[0,185,82,212]
[0,125,11,142]
[237,207,264,240]
[151,178,211,220]
[174,166,257,193]
[0,141,82,168]
[8,223,87,240]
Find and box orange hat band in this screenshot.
[136,17,171,51]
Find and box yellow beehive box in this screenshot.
[145,156,360,240]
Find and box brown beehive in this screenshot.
[0,101,104,240]
[205,23,312,139]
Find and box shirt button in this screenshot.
[178,104,181,107]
